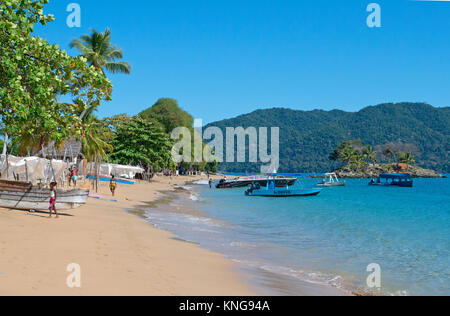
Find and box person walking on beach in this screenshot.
[110,175,117,197]
[49,182,58,218]
[209,178,213,189]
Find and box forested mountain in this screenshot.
[206,103,449,173]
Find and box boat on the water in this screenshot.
[216,175,297,189]
[369,174,414,188]
[317,173,346,187]
[245,177,321,197]
[86,174,135,185]
[0,180,89,210]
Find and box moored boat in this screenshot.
[317,173,346,187]
[216,175,297,189]
[245,177,321,197]
[0,180,89,211]
[369,174,414,188]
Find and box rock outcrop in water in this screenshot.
[334,164,446,179]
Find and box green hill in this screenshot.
[206,103,450,173]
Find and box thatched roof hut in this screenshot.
[38,139,83,161]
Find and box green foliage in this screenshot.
[331,140,385,172]
[70,28,131,75]
[207,103,449,173]
[397,152,416,165]
[76,105,113,161]
[139,98,194,134]
[0,0,112,149]
[106,116,175,171]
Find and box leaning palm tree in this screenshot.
[70,28,131,75]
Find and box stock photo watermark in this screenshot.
[171,120,280,173]
[367,3,381,28]
[66,263,81,288]
[366,263,382,290]
[66,3,81,28]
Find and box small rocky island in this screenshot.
[329,140,446,179]
[334,164,446,179]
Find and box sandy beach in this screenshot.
[0,175,255,296]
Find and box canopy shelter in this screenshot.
[87,162,144,179]
[0,155,73,185]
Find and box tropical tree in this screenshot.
[73,104,113,161]
[397,152,416,165]
[139,98,194,134]
[0,0,112,154]
[70,28,131,75]
[107,116,175,171]
[362,145,377,165]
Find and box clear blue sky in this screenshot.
[36,0,450,123]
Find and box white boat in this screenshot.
[0,180,89,211]
[245,176,321,197]
[317,173,346,187]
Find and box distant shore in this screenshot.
[0,175,254,296]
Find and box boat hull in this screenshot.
[369,182,413,188]
[317,182,346,187]
[86,174,135,185]
[217,178,297,189]
[246,188,321,197]
[0,180,89,211]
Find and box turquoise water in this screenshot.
[144,177,450,296]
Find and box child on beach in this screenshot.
[68,168,73,186]
[72,167,79,187]
[110,175,117,197]
[49,182,58,218]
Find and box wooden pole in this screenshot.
[95,155,99,193]
[5,154,9,181]
[25,159,29,183]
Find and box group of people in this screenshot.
[48,171,118,218]
[67,167,79,187]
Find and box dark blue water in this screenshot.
[144,177,450,296]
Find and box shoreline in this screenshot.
[140,181,353,297]
[0,175,254,296]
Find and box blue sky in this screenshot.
[36,0,450,123]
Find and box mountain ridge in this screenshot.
[206,102,449,173]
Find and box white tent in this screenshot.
[88,162,144,179]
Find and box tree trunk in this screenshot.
[2,133,8,156]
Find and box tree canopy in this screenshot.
[139,98,194,134]
[70,28,131,75]
[106,116,175,170]
[0,0,112,150]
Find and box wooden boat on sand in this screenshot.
[0,180,89,211]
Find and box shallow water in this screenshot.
[143,177,450,296]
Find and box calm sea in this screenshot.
[142,176,450,296]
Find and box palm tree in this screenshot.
[70,28,131,75]
[363,145,377,165]
[397,152,416,165]
[383,148,395,163]
[76,104,113,162]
